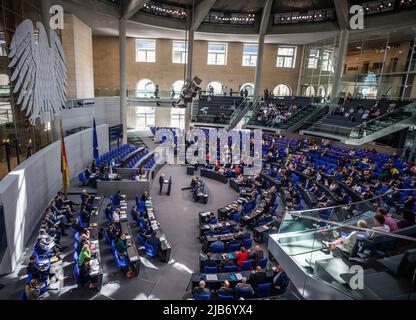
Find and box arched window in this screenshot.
[273,84,292,96]
[305,85,315,97]
[136,79,155,98]
[171,80,184,98]
[240,83,254,96]
[206,81,223,95]
[318,85,326,98]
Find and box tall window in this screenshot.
[136,79,156,98]
[136,39,156,62]
[0,39,7,56]
[273,84,292,96]
[242,44,258,67]
[276,46,296,68]
[321,51,334,72]
[171,80,185,98]
[207,42,227,65]
[172,41,188,64]
[171,108,185,129]
[307,49,320,69]
[135,107,155,129]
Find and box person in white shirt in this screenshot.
[370,214,390,238]
[112,208,121,223]
[323,220,370,253]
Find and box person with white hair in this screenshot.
[322,220,370,253]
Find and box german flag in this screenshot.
[60,123,70,196]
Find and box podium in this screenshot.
[164,177,172,196]
[186,166,194,175]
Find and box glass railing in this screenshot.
[0,119,54,181]
[350,101,416,139]
[276,189,416,300]
[226,97,256,128]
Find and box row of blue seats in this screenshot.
[210,238,253,253]
[125,149,149,168]
[194,282,273,300]
[143,156,156,170]
[203,257,268,274]
[96,144,137,167]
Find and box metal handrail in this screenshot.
[353,101,416,130]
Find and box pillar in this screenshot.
[331,29,349,103]
[119,19,127,144]
[253,33,265,98]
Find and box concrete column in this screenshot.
[296,45,306,96]
[253,33,265,98]
[331,30,349,103]
[119,19,127,144]
[40,0,51,40]
[186,29,194,83]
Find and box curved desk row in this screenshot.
[200,168,229,184]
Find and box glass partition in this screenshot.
[275,189,416,300]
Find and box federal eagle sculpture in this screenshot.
[8,19,67,124]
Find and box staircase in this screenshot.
[274,104,324,133]
[226,99,255,130]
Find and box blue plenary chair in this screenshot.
[114,250,129,269]
[241,259,254,271]
[227,242,241,252]
[236,287,253,299]
[217,293,234,300]
[232,212,241,223]
[136,234,146,246]
[242,238,252,249]
[256,282,272,297]
[194,293,211,300]
[203,266,218,274]
[223,265,239,272]
[78,172,88,186]
[258,257,268,269]
[145,243,157,257]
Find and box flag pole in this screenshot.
[59,118,69,199]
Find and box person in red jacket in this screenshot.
[234,246,249,267]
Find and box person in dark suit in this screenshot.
[146,230,161,253]
[220,255,236,270]
[250,245,264,266]
[272,265,289,295]
[27,255,41,280]
[202,251,218,269]
[159,173,165,194]
[216,280,234,297]
[193,280,210,296]
[249,266,268,289]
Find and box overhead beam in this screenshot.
[259,0,273,35]
[334,0,350,30]
[122,0,149,20]
[191,0,217,31]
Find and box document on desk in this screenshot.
[206,274,218,281]
[235,273,243,280]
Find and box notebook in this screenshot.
[235,273,243,280]
[205,274,218,281]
